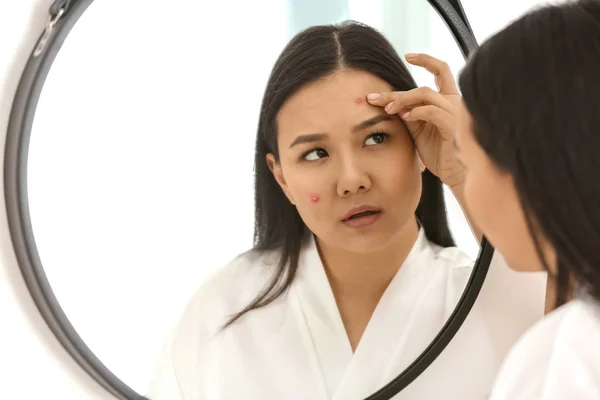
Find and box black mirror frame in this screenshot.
[3,1,490,399]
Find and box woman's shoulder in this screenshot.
[427,240,474,270]
[147,249,282,399]
[193,248,280,303]
[490,298,600,399]
[204,248,279,290]
[504,298,600,358]
[172,248,282,330]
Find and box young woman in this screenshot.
[450,0,600,397]
[147,21,498,400]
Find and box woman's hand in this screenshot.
[367,53,465,188]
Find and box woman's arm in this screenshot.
[450,182,483,244]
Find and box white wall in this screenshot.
[0,0,548,399]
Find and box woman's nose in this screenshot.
[336,158,372,197]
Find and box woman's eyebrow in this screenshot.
[351,114,394,133]
[288,115,394,148]
[289,133,327,148]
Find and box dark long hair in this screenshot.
[459,0,600,308]
[224,21,455,328]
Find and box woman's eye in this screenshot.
[364,133,387,146]
[303,148,328,161]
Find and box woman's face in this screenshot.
[267,69,424,253]
[455,101,556,272]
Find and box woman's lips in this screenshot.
[341,204,382,221]
[341,205,382,228]
[342,211,382,228]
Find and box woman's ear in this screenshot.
[266,153,296,205]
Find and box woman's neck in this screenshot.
[316,217,421,300]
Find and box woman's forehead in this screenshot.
[277,71,392,127]
[283,70,392,111]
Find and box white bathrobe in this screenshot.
[489,297,600,400]
[146,228,499,399]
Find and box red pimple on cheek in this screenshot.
[355,97,364,105]
[309,193,321,204]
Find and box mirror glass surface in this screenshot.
[27,0,478,397]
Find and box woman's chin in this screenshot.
[332,230,400,255]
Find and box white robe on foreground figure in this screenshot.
[489,298,600,400]
[146,228,500,399]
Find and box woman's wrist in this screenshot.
[449,181,483,243]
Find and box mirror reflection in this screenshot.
[26,0,484,398]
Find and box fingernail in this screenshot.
[402,112,410,119]
[367,93,380,101]
[405,53,418,58]
[385,102,394,113]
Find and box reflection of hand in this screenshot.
[367,53,465,188]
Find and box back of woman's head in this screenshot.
[459,0,600,304]
[224,21,455,328]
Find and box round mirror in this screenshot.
[6,0,494,399]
